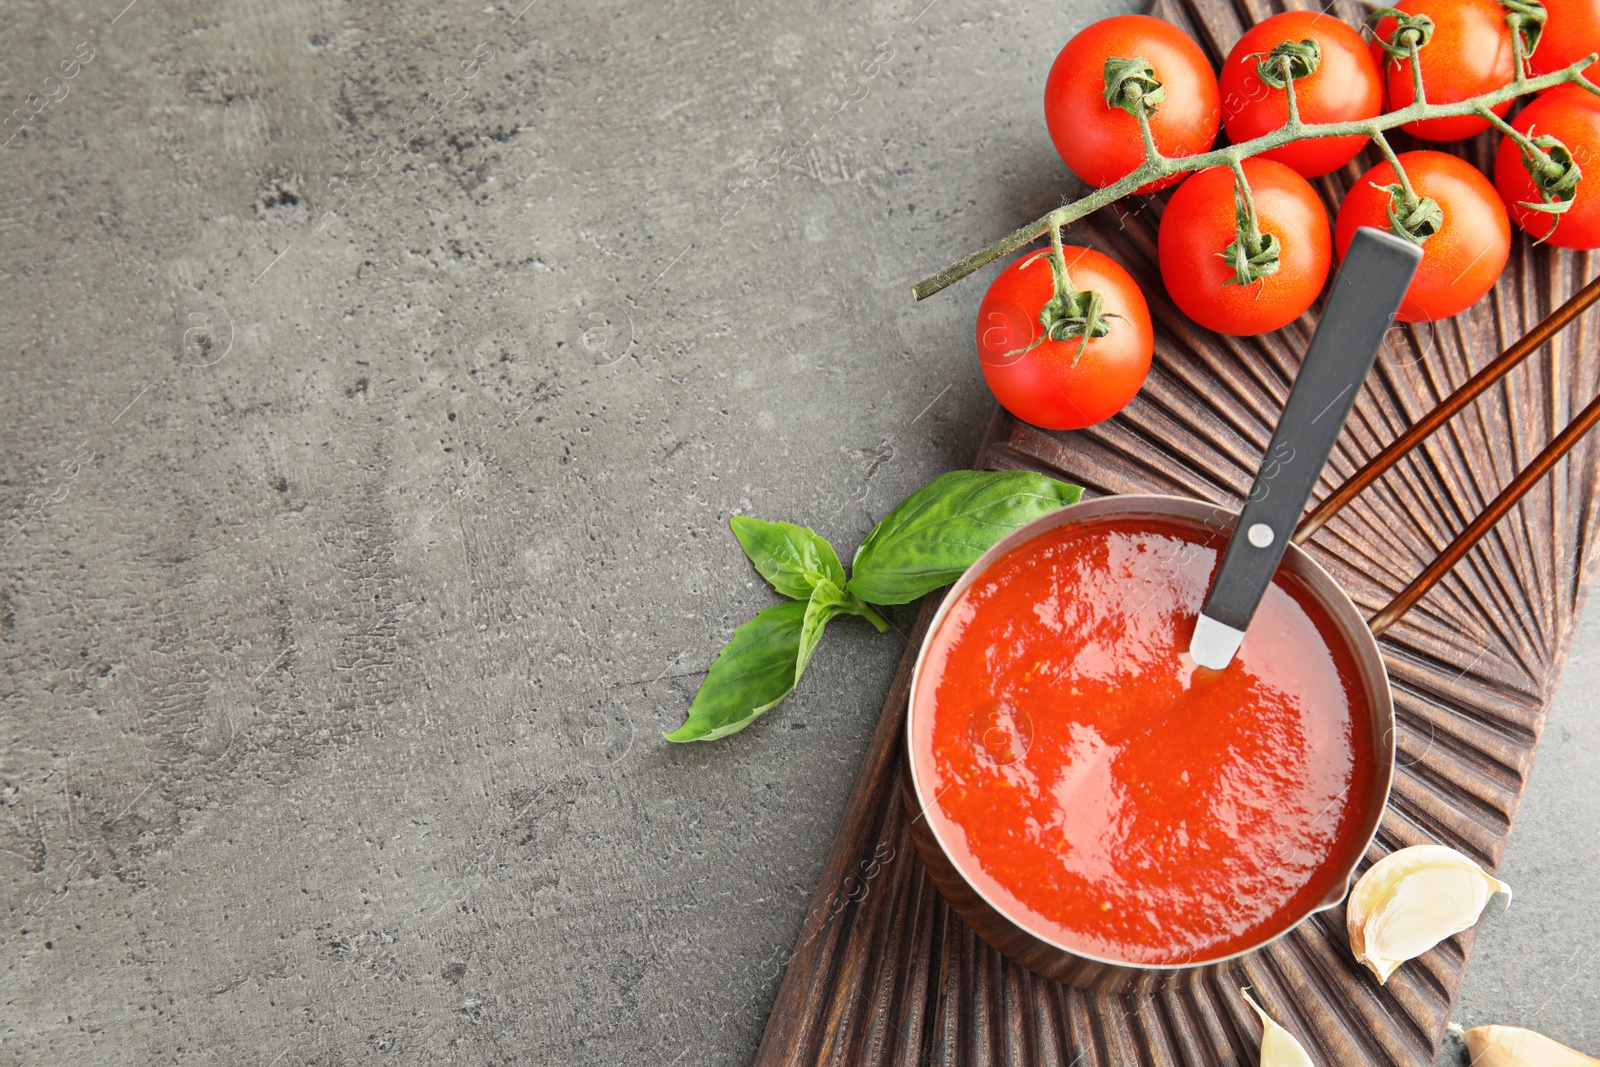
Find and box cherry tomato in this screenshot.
[1494,85,1600,247]
[1220,12,1383,177]
[976,247,1153,430]
[1334,151,1510,321]
[1045,15,1221,193]
[1527,0,1600,76]
[1371,0,1516,141]
[1158,159,1333,336]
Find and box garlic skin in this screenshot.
[1346,844,1510,984]
[1459,1025,1600,1066]
[1241,988,1315,1067]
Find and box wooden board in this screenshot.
[751,0,1600,1063]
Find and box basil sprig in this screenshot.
[664,470,1082,743]
[849,470,1084,604]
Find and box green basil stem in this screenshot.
[850,595,891,632]
[910,54,1600,301]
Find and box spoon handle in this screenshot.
[1189,226,1422,670]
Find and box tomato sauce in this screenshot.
[910,513,1378,965]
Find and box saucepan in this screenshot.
[901,231,1600,992]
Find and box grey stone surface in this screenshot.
[0,1,1592,1065]
[1434,603,1600,1066]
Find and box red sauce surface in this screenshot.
[911,514,1378,965]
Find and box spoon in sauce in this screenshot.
[1189,227,1423,670]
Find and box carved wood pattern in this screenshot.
[753,0,1600,1061]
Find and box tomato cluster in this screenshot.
[980,4,1600,431]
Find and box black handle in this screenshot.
[1199,227,1423,632]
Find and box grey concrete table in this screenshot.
[1,2,1593,1064]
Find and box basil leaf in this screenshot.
[670,471,1081,744]
[799,578,850,676]
[664,600,807,743]
[847,470,1083,605]
[730,515,847,600]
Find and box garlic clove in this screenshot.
[1458,1024,1600,1066]
[1241,988,1315,1067]
[1346,844,1510,984]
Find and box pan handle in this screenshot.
[1291,276,1600,635]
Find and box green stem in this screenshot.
[1135,106,1165,170]
[1228,159,1263,244]
[911,53,1600,301]
[1024,228,1116,364]
[1371,129,1420,205]
[1408,37,1427,107]
[1281,56,1303,129]
[1048,220,1072,292]
[1478,103,1564,179]
[1500,0,1547,82]
[1220,159,1282,285]
[852,600,890,633]
[1368,129,1443,245]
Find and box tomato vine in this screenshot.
[911,8,1599,303]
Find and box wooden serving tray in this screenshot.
[751,0,1600,1063]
